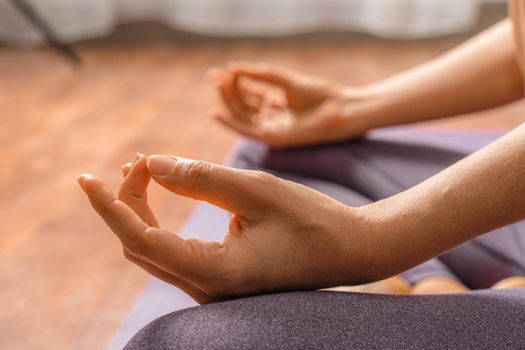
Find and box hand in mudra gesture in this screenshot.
[78,154,380,304]
[210,63,367,148]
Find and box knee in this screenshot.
[124,312,191,350]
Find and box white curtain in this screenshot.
[0,0,481,45]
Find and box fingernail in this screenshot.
[77,173,92,187]
[147,155,176,176]
[121,163,132,175]
[136,152,145,161]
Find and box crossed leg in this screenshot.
[124,289,525,349]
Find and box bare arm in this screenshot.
[362,123,525,278]
[352,19,524,131]
[212,20,523,147]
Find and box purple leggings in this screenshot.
[230,133,525,288]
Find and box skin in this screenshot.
[211,20,523,148]
[209,18,525,294]
[79,18,525,302]
[79,123,525,302]
[79,155,375,304]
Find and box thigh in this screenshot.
[125,289,525,350]
[232,138,467,201]
[400,258,461,285]
[440,223,525,289]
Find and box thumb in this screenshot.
[147,155,272,218]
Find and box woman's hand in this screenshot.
[210,20,524,148]
[209,63,370,148]
[78,154,381,304]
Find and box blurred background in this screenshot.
[1,0,522,349]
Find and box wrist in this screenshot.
[356,192,454,280]
[332,204,395,285]
[336,85,385,137]
[352,200,415,280]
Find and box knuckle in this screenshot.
[118,190,143,203]
[117,189,125,200]
[184,160,211,191]
[250,170,282,193]
[122,244,150,263]
[117,189,133,202]
[252,170,275,184]
[122,247,135,262]
[122,230,152,260]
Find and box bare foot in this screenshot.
[491,276,525,289]
[326,276,412,295]
[411,276,469,295]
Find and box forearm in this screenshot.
[361,123,525,278]
[345,19,524,132]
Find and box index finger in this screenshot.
[219,71,253,121]
[118,154,159,227]
[78,173,221,281]
[78,174,149,249]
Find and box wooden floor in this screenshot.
[1,25,524,349]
